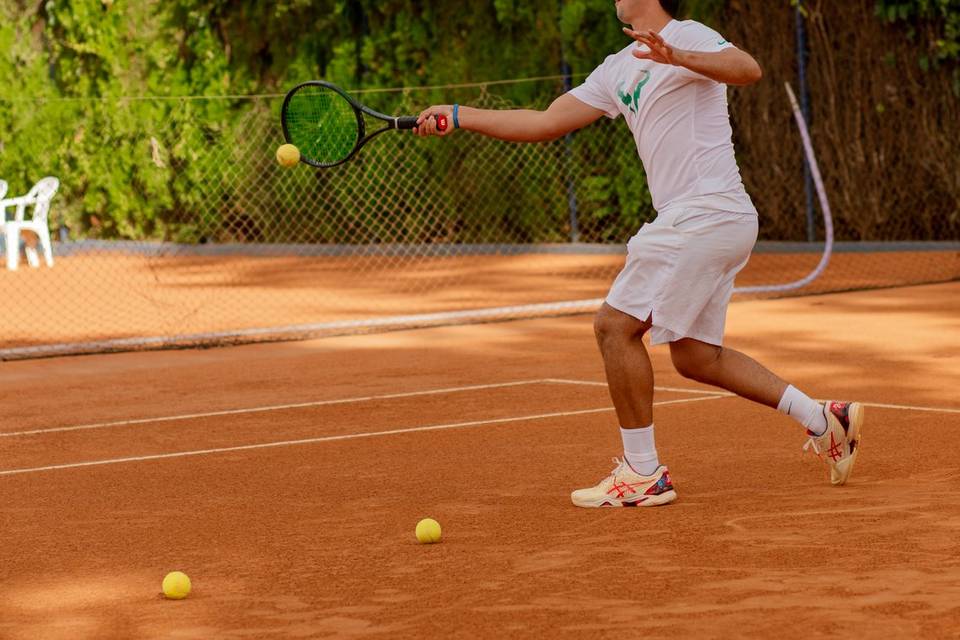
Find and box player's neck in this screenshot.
[629,10,672,34]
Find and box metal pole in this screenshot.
[560,0,580,243]
[796,0,817,242]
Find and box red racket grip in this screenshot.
[435,114,448,132]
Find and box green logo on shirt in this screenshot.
[717,39,727,45]
[616,71,651,114]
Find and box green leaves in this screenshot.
[15,0,954,246]
[875,0,960,67]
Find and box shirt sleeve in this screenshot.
[568,56,620,119]
[671,22,737,81]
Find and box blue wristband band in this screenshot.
[453,104,460,129]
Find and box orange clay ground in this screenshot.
[0,249,955,350]
[1,281,958,639]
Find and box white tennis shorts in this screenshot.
[605,208,759,347]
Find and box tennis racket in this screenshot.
[280,80,447,168]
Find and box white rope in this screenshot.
[732,82,834,294]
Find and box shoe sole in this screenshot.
[571,489,678,508]
[832,403,864,486]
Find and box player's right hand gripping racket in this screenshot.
[280,80,447,168]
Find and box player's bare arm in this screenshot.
[624,27,762,86]
[413,93,606,141]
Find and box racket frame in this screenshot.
[281,80,440,168]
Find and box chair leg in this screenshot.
[5,227,19,271]
[25,245,40,268]
[39,226,54,267]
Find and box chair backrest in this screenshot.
[0,180,7,201]
[24,177,59,223]
[27,177,59,201]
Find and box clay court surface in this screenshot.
[2,281,959,638]
[1,249,955,349]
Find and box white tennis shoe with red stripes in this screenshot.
[803,401,864,486]
[571,458,677,508]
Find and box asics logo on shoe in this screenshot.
[827,433,844,461]
[608,480,640,498]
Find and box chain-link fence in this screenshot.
[0,76,957,358]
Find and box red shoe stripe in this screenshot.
[827,432,845,461]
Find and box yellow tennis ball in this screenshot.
[415,518,442,544]
[162,571,192,600]
[276,143,300,167]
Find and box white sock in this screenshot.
[778,385,827,435]
[621,425,660,476]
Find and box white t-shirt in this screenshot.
[569,19,757,215]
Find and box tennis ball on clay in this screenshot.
[162,571,192,600]
[415,518,442,544]
[276,143,301,167]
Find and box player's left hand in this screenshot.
[623,28,682,66]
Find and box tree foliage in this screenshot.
[0,0,956,241]
[875,0,960,64]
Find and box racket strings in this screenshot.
[284,86,360,166]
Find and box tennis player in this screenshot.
[415,0,863,507]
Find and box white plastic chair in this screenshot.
[0,177,59,271]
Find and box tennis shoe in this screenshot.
[570,458,677,508]
[803,401,864,486]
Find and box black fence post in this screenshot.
[560,0,580,243]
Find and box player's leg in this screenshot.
[594,303,654,428]
[669,338,787,408]
[569,304,676,508]
[669,338,864,485]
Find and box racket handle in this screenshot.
[398,114,448,132]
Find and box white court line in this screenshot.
[545,378,734,397]
[10,376,956,443]
[856,402,960,415]
[1,379,557,438]
[549,377,960,415]
[0,395,725,477]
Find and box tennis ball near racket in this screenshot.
[162,571,192,600]
[276,143,301,167]
[415,518,442,544]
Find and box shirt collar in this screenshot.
[658,19,680,37]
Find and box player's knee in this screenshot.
[594,306,646,347]
[593,312,614,346]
